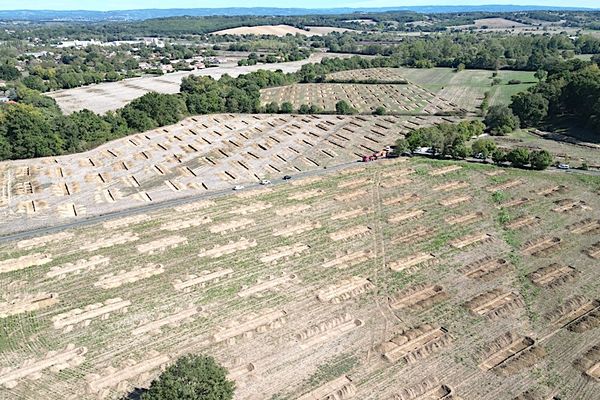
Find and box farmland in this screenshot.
[211,25,354,36]
[47,53,353,115]
[0,113,460,235]
[260,83,464,115]
[1,157,599,399]
[323,67,538,112]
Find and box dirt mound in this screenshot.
[0,293,59,318]
[329,225,371,241]
[479,332,543,375]
[136,235,187,254]
[322,250,374,269]
[0,253,52,274]
[393,378,455,400]
[461,257,510,280]
[0,344,86,389]
[465,289,524,319]
[94,264,165,289]
[52,298,131,332]
[389,284,447,311]
[199,238,257,259]
[522,237,561,256]
[507,215,541,230]
[213,309,287,343]
[173,268,234,292]
[317,276,374,303]
[574,344,600,381]
[295,314,363,349]
[389,253,436,272]
[450,232,492,249]
[529,264,578,288]
[378,324,452,363]
[296,375,356,400]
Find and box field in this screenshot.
[323,68,537,112]
[0,113,459,235]
[474,18,529,28]
[260,83,464,114]
[1,157,599,399]
[210,25,353,37]
[47,53,350,115]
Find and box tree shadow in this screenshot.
[120,388,147,400]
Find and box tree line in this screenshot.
[394,121,553,170]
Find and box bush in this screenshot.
[265,102,279,114]
[141,355,234,400]
[492,148,507,164]
[373,106,386,116]
[280,102,294,113]
[471,138,497,159]
[506,148,531,168]
[529,149,553,170]
[335,100,356,115]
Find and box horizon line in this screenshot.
[1,4,598,12]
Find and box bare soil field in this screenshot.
[211,25,352,37]
[474,18,529,28]
[0,113,458,235]
[1,157,599,399]
[260,83,464,114]
[47,53,352,115]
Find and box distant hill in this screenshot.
[0,5,596,22]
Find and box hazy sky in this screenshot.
[0,1,598,10]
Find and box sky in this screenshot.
[0,0,598,11]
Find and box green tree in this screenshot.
[280,102,294,113]
[492,148,507,165]
[298,104,311,114]
[534,69,548,82]
[0,64,21,81]
[485,105,520,135]
[265,102,280,114]
[506,148,531,168]
[335,100,356,115]
[471,138,497,159]
[2,104,63,159]
[529,149,553,170]
[510,92,549,127]
[141,355,234,400]
[373,106,386,115]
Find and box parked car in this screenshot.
[260,180,271,185]
[283,175,292,180]
[233,185,245,190]
[557,163,570,170]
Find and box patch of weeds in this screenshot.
[497,209,510,225]
[491,190,506,204]
[414,167,428,176]
[385,270,420,293]
[502,228,519,248]
[430,231,453,251]
[306,354,358,388]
